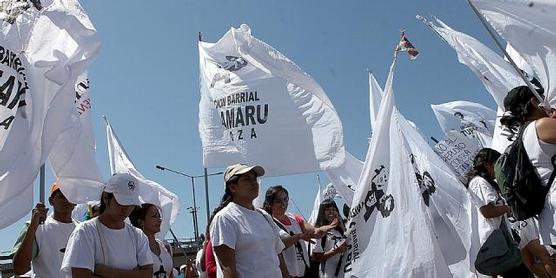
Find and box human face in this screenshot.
[324,206,338,223]
[105,196,135,222]
[49,190,76,214]
[230,171,259,202]
[142,205,162,234]
[270,190,289,217]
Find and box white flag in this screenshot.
[369,71,384,133]
[0,0,101,229]
[106,119,180,238]
[49,72,104,204]
[471,0,556,105]
[345,57,452,277]
[325,151,363,205]
[307,184,322,225]
[198,24,345,177]
[431,101,495,137]
[422,16,524,153]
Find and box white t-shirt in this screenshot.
[311,229,347,278]
[509,218,539,249]
[523,121,556,245]
[32,215,77,278]
[468,176,505,246]
[275,214,309,277]
[195,247,207,278]
[151,239,173,278]
[210,202,285,278]
[60,218,153,276]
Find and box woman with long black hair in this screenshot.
[310,199,347,278]
[209,164,290,278]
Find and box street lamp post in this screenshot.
[155,165,223,242]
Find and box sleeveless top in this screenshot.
[523,121,556,245]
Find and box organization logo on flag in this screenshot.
[396,31,419,60]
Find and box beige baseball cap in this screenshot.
[224,164,265,184]
[104,173,141,206]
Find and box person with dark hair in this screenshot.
[466,148,532,277]
[500,85,556,245]
[311,199,347,278]
[209,164,289,278]
[130,204,174,278]
[263,185,336,278]
[11,183,77,277]
[61,173,153,277]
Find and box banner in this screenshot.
[49,72,104,204]
[471,0,556,105]
[106,119,180,238]
[345,57,452,277]
[198,24,345,177]
[307,184,322,225]
[434,131,481,182]
[0,0,101,229]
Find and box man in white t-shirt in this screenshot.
[11,183,78,278]
[60,173,153,277]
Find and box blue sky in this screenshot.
[0,0,500,251]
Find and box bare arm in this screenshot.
[312,241,348,262]
[12,203,47,275]
[94,264,153,278]
[479,203,510,218]
[213,244,236,278]
[536,117,556,145]
[72,268,94,278]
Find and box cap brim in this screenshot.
[236,165,265,177]
[113,193,142,206]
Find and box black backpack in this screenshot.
[494,125,556,220]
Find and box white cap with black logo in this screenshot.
[104,173,142,206]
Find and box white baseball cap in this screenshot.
[224,164,265,184]
[104,173,141,206]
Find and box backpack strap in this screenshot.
[547,155,556,189]
[272,216,311,268]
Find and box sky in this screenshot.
[0,0,502,252]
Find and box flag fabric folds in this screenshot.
[49,72,104,204]
[106,118,180,238]
[198,24,345,177]
[470,0,556,105]
[346,57,454,277]
[0,0,101,229]
[368,71,384,133]
[325,151,363,205]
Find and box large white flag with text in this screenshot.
[0,0,101,229]
[345,58,452,277]
[49,72,104,204]
[471,0,556,105]
[199,24,345,177]
[106,119,180,238]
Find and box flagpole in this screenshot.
[39,164,45,203]
[464,0,550,111]
[198,31,212,224]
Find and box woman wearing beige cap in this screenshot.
[61,173,154,277]
[209,164,290,278]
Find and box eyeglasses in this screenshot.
[273,197,289,204]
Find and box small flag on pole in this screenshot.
[396,31,419,60]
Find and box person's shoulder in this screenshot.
[535,117,556,129]
[74,218,97,232]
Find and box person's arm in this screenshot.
[311,241,348,262]
[536,117,556,144]
[278,253,290,278]
[12,203,47,275]
[72,267,94,278]
[281,232,313,248]
[479,203,510,218]
[205,241,217,278]
[93,264,153,278]
[213,244,236,278]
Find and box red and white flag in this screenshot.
[396,31,419,60]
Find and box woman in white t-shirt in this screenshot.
[130,203,174,278]
[262,185,337,278]
[311,199,347,278]
[466,148,534,278]
[61,173,153,277]
[209,164,289,278]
